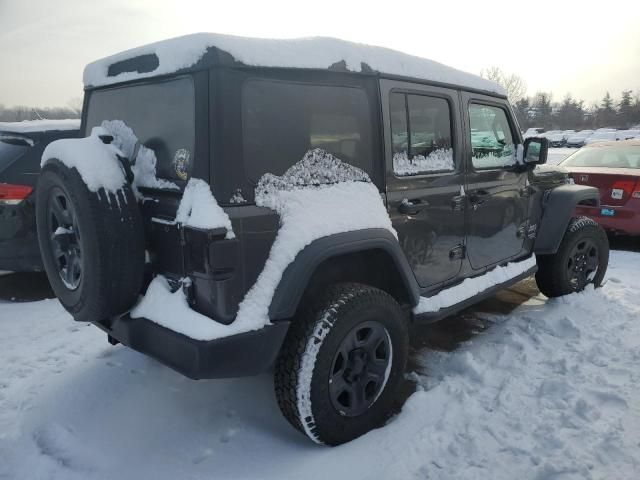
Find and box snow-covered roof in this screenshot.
[0,119,80,134]
[83,33,505,96]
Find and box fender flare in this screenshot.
[268,228,420,320]
[533,184,600,255]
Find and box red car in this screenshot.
[561,140,640,235]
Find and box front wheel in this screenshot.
[535,216,609,298]
[274,283,408,445]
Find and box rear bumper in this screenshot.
[574,204,640,235]
[94,314,290,379]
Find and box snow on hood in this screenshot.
[83,33,505,96]
[134,150,394,340]
[0,119,80,134]
[41,126,127,193]
[175,178,234,239]
[100,120,178,192]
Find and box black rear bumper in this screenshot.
[95,314,290,379]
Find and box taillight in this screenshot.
[611,180,636,197]
[0,183,33,205]
[633,179,640,199]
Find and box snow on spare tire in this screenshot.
[36,126,145,323]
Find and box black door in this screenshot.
[462,94,529,269]
[381,80,465,288]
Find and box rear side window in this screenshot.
[469,104,516,170]
[390,92,454,176]
[242,79,374,182]
[85,76,195,182]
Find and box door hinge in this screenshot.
[449,244,466,260]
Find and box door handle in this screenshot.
[398,199,426,215]
[469,190,490,204]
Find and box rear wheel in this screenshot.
[536,216,609,298]
[36,159,145,322]
[274,283,408,445]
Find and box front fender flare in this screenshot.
[534,184,600,255]
[268,228,420,320]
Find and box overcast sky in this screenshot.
[1,0,639,107]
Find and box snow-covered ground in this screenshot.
[1,250,639,479]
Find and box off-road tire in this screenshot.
[535,216,609,298]
[274,283,409,445]
[36,159,145,322]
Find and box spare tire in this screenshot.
[36,159,145,323]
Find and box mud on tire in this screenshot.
[535,216,609,298]
[36,159,145,322]
[274,283,409,446]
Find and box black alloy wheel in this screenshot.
[566,237,599,291]
[329,320,392,417]
[47,187,82,290]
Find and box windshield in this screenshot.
[561,145,640,169]
[0,135,33,172]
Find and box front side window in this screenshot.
[242,80,374,182]
[469,104,516,170]
[390,92,454,176]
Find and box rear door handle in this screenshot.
[398,198,427,215]
[469,190,490,204]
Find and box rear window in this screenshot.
[242,79,374,182]
[0,135,32,172]
[561,146,640,169]
[85,76,195,182]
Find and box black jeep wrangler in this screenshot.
[35,34,608,446]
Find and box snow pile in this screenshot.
[393,148,454,175]
[472,148,517,169]
[175,178,234,238]
[100,120,178,191]
[83,33,504,96]
[130,276,235,340]
[233,151,393,336]
[0,119,80,133]
[254,148,370,199]
[415,255,536,314]
[41,126,126,193]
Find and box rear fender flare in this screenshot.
[268,228,420,320]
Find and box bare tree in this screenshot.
[67,97,83,116]
[480,66,527,104]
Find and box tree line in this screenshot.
[481,67,640,131]
[0,98,81,122]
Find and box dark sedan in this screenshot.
[0,120,79,271]
[561,140,640,236]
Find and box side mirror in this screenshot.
[523,137,548,165]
